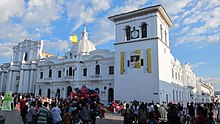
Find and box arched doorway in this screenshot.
[39,89,42,96]
[67,86,72,97]
[95,88,100,94]
[57,89,60,102]
[47,89,51,98]
[108,88,114,102]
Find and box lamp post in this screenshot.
[80,61,88,86]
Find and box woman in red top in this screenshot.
[195,105,207,124]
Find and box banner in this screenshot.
[130,50,141,68]
[147,48,152,73]
[120,52,125,75]
[1,91,12,111]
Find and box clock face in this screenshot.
[131,30,139,39]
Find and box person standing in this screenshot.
[122,104,134,124]
[81,103,91,124]
[26,101,37,124]
[21,103,28,124]
[11,94,14,110]
[37,101,51,124]
[167,104,180,124]
[50,102,62,124]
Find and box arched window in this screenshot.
[69,67,73,76]
[49,69,52,78]
[70,53,72,59]
[95,64,100,75]
[125,25,131,41]
[24,53,28,61]
[40,72,43,79]
[141,23,147,38]
[160,24,163,41]
[165,30,167,45]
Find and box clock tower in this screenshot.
[109,5,174,103]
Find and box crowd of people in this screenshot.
[1,90,220,124]
[1,85,105,124]
[114,100,220,124]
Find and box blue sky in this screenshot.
[0,0,219,89]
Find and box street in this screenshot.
[0,110,123,124]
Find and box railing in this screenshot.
[90,75,102,80]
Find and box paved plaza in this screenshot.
[0,109,123,124]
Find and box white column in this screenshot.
[29,70,34,93]
[0,73,5,92]
[18,70,24,93]
[23,70,30,93]
[7,71,12,91]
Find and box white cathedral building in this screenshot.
[0,5,214,104]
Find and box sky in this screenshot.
[0,0,219,89]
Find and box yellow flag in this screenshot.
[69,35,78,44]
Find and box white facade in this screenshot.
[109,5,214,104]
[0,5,214,104]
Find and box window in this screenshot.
[49,69,52,78]
[83,68,87,76]
[73,69,75,76]
[165,30,167,45]
[16,76,20,80]
[70,53,72,59]
[40,72,43,79]
[178,73,180,81]
[141,22,147,38]
[23,52,28,61]
[69,67,73,76]
[109,66,114,75]
[125,25,131,41]
[175,72,177,80]
[58,71,61,78]
[95,64,100,75]
[66,70,68,76]
[160,24,163,41]
[172,69,174,78]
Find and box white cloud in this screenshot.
[43,40,70,53]
[204,77,220,90]
[111,0,148,15]
[90,19,115,46]
[0,42,16,59]
[158,0,193,15]
[162,0,220,48]
[191,62,205,68]
[65,0,111,32]
[90,0,148,46]
[23,0,63,33]
[91,0,111,11]
[0,0,25,24]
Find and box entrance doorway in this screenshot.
[39,89,42,96]
[166,94,168,104]
[67,86,72,97]
[108,88,114,102]
[47,89,51,98]
[57,89,60,102]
